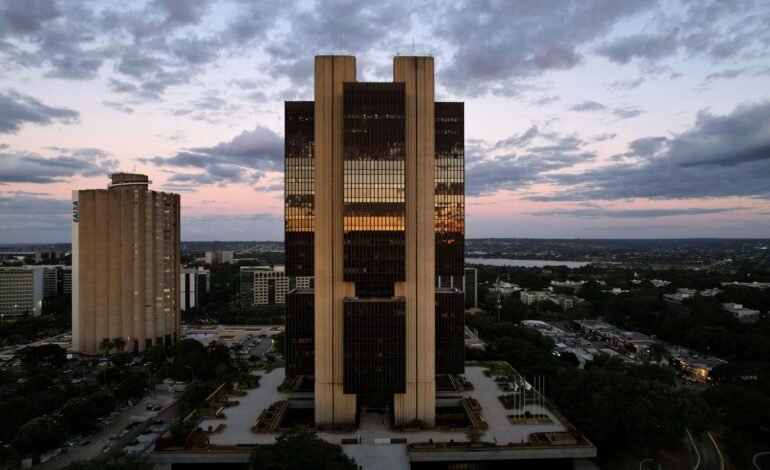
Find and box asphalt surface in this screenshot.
[38,392,177,469]
[754,452,770,470]
[693,432,723,470]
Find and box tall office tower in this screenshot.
[72,173,181,355]
[285,55,464,426]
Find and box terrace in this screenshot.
[151,362,595,468]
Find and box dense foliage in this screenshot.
[61,453,154,470]
[249,433,358,470]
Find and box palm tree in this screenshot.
[98,338,112,358]
[112,337,126,353]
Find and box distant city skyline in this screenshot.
[1,0,769,242]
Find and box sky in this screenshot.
[1,0,769,242]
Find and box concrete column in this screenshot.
[393,56,436,425]
[314,55,357,426]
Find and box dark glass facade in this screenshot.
[343,299,406,398]
[435,289,465,374]
[285,101,315,277]
[284,76,465,405]
[285,290,315,376]
[435,102,465,278]
[343,83,406,285]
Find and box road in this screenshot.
[754,452,770,470]
[691,432,724,470]
[39,391,177,469]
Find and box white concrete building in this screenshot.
[0,267,44,317]
[520,290,548,305]
[181,267,211,311]
[240,266,289,306]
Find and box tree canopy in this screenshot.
[249,433,357,470]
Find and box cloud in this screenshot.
[534,101,770,201]
[608,77,645,90]
[594,1,770,71]
[592,133,617,142]
[528,207,745,219]
[0,192,71,242]
[0,148,117,183]
[705,68,746,81]
[261,0,410,90]
[570,100,606,112]
[467,127,594,196]
[433,0,655,96]
[142,125,283,185]
[102,100,134,114]
[154,0,212,26]
[0,0,60,36]
[0,90,79,134]
[596,30,679,65]
[530,95,561,106]
[613,106,645,119]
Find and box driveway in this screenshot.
[691,432,724,470]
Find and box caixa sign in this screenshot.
[72,201,79,223]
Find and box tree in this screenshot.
[112,337,126,353]
[111,352,132,368]
[62,453,153,470]
[115,369,150,401]
[143,345,168,370]
[61,397,99,434]
[465,429,484,445]
[249,433,357,470]
[272,332,285,355]
[89,389,117,416]
[17,343,66,368]
[99,338,113,358]
[12,416,65,456]
[649,342,667,364]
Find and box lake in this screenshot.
[465,258,590,268]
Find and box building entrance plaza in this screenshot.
[154,363,595,468]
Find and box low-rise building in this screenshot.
[550,280,585,291]
[521,320,566,338]
[721,281,770,289]
[722,302,760,323]
[520,290,548,305]
[667,346,727,382]
[205,250,234,264]
[700,288,722,297]
[573,319,655,359]
[0,267,44,317]
[663,288,697,303]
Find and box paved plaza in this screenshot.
[203,366,567,447]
